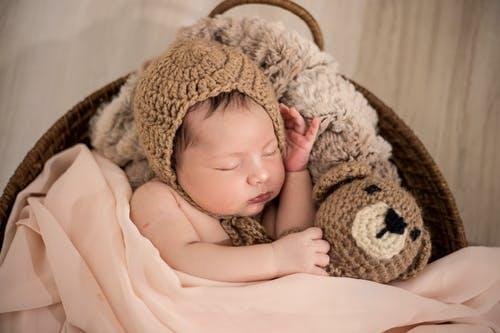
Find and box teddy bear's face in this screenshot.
[347,179,423,259]
[315,175,431,283]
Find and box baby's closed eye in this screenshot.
[214,147,279,171]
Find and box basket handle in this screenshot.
[208,0,324,51]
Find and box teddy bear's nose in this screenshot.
[376,208,408,238]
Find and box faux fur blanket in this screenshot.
[89,15,399,190]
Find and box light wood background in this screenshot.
[1,0,498,246]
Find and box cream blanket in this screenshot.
[0,144,499,333]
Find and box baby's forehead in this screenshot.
[186,105,276,147]
[184,101,269,130]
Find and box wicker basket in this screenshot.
[0,0,467,261]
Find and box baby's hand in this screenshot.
[279,103,320,172]
[271,227,330,277]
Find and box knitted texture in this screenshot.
[220,216,275,246]
[89,15,399,191]
[313,161,431,283]
[133,38,286,243]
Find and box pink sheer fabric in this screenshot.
[0,144,498,332]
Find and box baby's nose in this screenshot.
[248,169,270,185]
[250,172,268,184]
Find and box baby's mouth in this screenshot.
[249,191,272,203]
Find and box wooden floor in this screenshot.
[1,0,498,245]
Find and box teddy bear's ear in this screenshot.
[312,161,372,204]
[397,228,432,281]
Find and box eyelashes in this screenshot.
[215,149,279,171]
[215,165,239,171]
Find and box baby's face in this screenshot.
[176,102,285,217]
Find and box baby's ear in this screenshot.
[312,161,372,204]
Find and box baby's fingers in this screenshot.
[305,117,320,141]
[310,266,329,276]
[287,129,308,147]
[306,226,323,239]
[314,253,331,267]
[314,239,331,254]
[280,104,306,134]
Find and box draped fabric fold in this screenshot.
[0,144,498,333]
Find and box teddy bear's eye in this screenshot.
[364,184,381,194]
[410,228,421,241]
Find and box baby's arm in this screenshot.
[274,169,316,239]
[177,242,277,282]
[130,181,278,283]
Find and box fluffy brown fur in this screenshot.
[89,15,400,190]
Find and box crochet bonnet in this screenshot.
[133,38,287,244]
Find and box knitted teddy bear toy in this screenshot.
[305,160,432,283]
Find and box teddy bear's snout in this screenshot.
[375,208,407,238]
[351,202,410,260]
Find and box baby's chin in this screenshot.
[210,201,267,217]
[242,199,276,218]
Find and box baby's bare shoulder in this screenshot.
[130,180,180,226]
[132,179,174,201]
[130,179,201,248]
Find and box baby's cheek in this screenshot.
[209,173,241,193]
[272,160,286,188]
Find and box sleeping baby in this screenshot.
[129,38,330,283]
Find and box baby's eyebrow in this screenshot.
[209,137,276,158]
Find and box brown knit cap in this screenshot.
[133,38,287,220]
